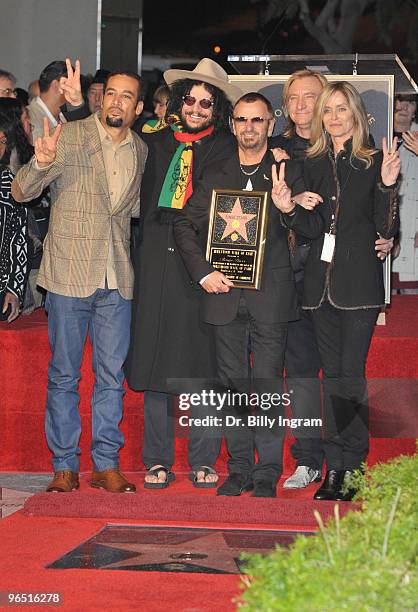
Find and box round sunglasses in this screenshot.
[182,95,214,110]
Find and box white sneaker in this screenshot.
[283,466,322,489]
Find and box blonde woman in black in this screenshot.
[272,81,400,500]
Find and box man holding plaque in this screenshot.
[174,92,302,497]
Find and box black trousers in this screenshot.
[285,279,323,471]
[213,295,288,483]
[142,391,221,471]
[311,301,379,470]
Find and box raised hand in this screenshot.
[403,130,418,155]
[59,58,83,107]
[34,117,62,167]
[271,163,294,213]
[381,136,401,186]
[292,191,323,210]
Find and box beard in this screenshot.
[106,116,123,128]
[182,111,213,134]
[239,131,265,151]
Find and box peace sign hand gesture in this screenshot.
[271,162,295,213]
[59,58,83,107]
[34,117,62,167]
[381,136,401,186]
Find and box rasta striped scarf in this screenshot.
[155,115,214,210]
[141,118,168,133]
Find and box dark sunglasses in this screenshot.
[233,116,270,124]
[182,95,214,109]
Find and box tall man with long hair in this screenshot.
[125,59,241,488]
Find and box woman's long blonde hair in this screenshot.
[306,81,377,168]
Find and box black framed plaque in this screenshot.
[206,189,268,290]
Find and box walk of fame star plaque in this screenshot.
[206,189,269,289]
[46,525,312,574]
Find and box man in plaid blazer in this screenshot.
[13,70,147,494]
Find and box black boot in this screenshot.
[313,469,345,500]
[217,473,253,496]
[335,470,357,502]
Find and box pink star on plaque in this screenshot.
[218,197,256,242]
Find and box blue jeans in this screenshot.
[44,289,132,472]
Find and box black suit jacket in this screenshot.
[174,150,301,326]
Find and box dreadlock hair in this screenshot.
[166,79,232,131]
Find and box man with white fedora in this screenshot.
[125,59,242,488]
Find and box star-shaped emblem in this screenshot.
[218,197,256,242]
[89,531,272,574]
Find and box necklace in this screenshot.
[240,163,260,176]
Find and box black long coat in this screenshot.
[125,127,236,392]
[284,143,399,309]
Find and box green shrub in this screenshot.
[238,453,418,611]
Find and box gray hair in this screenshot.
[0,69,17,85]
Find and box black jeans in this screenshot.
[213,295,288,483]
[311,301,379,470]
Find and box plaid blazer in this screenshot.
[15,114,147,299]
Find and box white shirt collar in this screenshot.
[35,96,66,126]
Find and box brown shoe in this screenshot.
[46,471,79,493]
[89,469,136,493]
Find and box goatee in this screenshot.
[106,116,123,128]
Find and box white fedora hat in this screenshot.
[164,58,242,103]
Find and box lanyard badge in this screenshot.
[320,213,336,262]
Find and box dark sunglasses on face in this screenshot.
[233,116,270,124]
[182,95,214,109]
[0,138,7,145]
